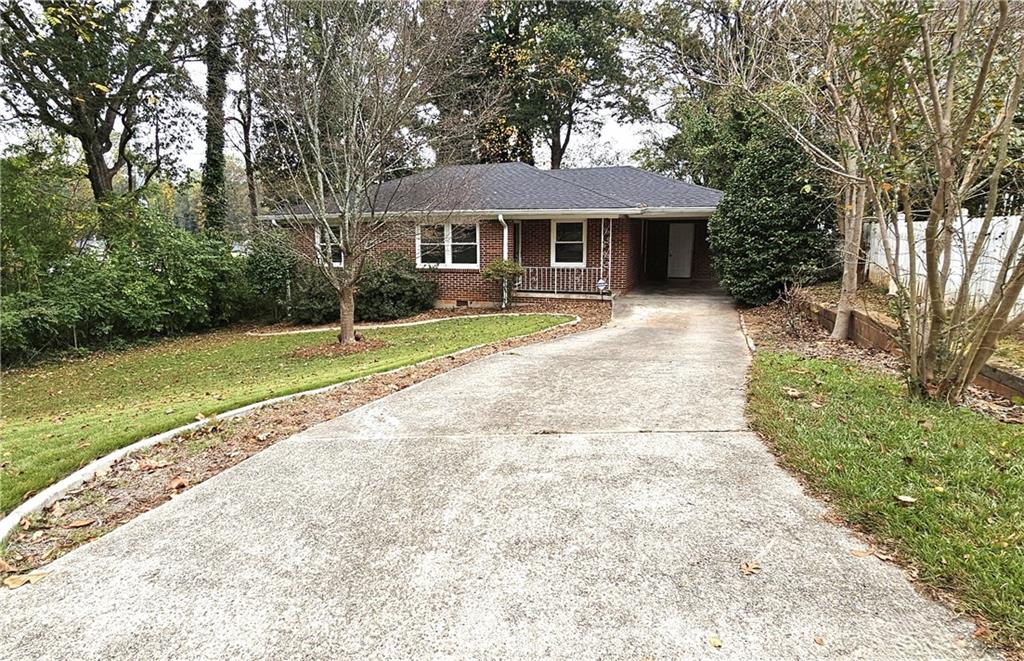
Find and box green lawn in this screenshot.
[748,351,1024,647]
[1,314,570,513]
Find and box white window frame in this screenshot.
[314,224,345,268]
[550,219,587,267]
[416,222,480,270]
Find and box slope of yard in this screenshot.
[0,314,570,513]
[803,280,1024,376]
[748,350,1024,647]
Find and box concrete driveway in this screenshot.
[1,290,987,659]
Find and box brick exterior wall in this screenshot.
[691,220,715,280]
[289,216,715,304]
[609,218,644,291]
[419,221,503,305]
[372,220,504,305]
[516,219,603,269]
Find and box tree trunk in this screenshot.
[202,0,229,234]
[81,139,115,202]
[549,121,570,169]
[337,285,356,344]
[831,183,864,340]
[549,138,563,169]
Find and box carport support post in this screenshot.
[498,213,510,308]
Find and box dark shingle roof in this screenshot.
[272,162,721,217]
[543,166,722,209]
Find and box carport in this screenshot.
[641,217,717,285]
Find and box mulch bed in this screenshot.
[742,298,1024,424]
[1,301,609,577]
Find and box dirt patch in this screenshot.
[743,298,1024,424]
[0,301,609,575]
[288,338,387,359]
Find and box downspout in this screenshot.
[498,213,508,259]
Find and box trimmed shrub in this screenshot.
[355,252,437,322]
[481,258,524,309]
[708,123,836,306]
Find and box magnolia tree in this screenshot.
[253,0,494,343]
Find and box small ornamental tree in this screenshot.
[482,258,524,309]
[708,121,835,307]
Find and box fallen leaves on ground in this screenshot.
[0,301,612,576]
[137,459,172,472]
[850,545,894,561]
[3,572,49,589]
[166,476,188,492]
[783,387,805,399]
[0,558,14,573]
[708,635,723,649]
[895,494,917,507]
[814,636,825,645]
[740,560,762,575]
[65,518,94,529]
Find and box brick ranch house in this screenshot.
[270,162,723,307]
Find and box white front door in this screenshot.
[667,223,694,278]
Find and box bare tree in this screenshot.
[253,0,493,344]
[858,0,1024,402]
[687,0,1024,401]
[639,1,866,339]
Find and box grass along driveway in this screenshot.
[748,351,1024,648]
[1,314,570,514]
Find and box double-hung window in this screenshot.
[551,220,586,267]
[316,224,344,267]
[416,223,479,269]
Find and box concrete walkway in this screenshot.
[1,290,988,659]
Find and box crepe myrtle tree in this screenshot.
[254,0,496,344]
[731,0,1024,401]
[852,1,1024,402]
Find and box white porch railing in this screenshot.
[518,266,602,294]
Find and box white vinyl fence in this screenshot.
[863,213,1024,315]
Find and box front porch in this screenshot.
[511,217,715,297]
[518,266,607,296]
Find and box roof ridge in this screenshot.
[539,168,634,208]
[622,165,722,194]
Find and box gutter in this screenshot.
[259,207,718,222]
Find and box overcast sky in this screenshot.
[2,22,673,176]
